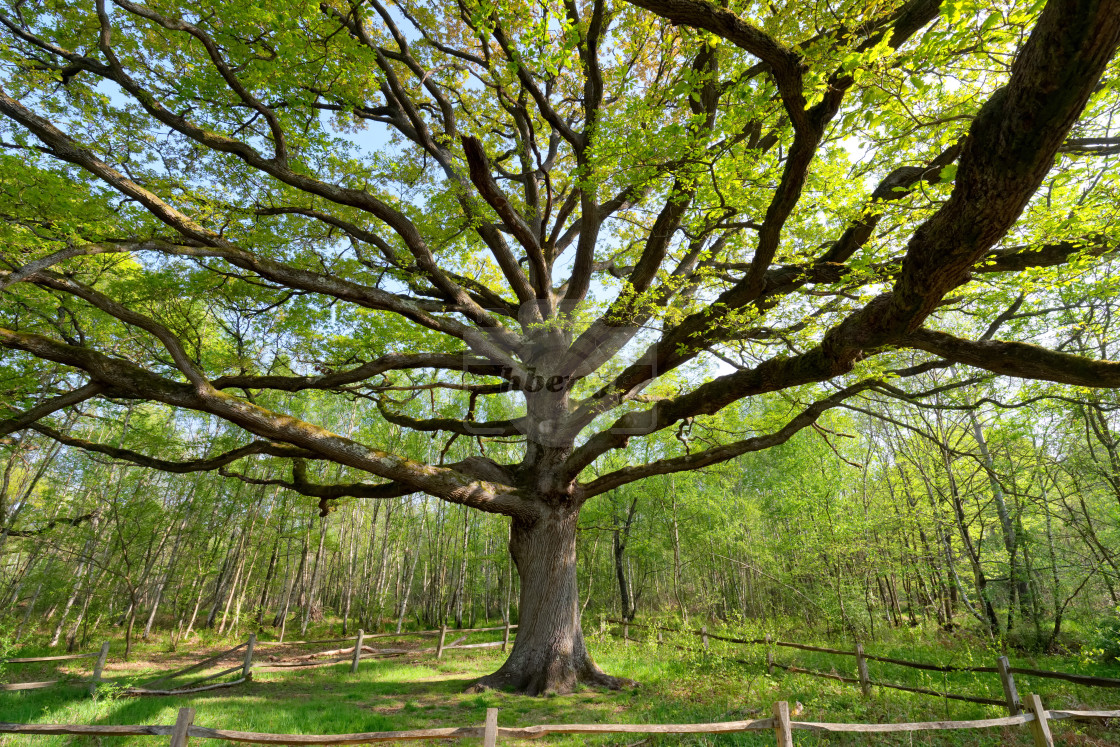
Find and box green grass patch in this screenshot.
[2,626,1118,746]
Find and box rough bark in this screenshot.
[469,505,632,695]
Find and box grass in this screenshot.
[2,623,1119,746]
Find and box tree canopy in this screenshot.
[1,0,1119,693]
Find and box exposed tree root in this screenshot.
[467,661,636,696]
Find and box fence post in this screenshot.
[242,634,256,680]
[701,626,709,652]
[1025,693,1053,747]
[351,629,364,674]
[997,656,1020,715]
[657,630,663,646]
[772,701,793,747]
[766,634,774,675]
[436,624,447,659]
[856,642,871,697]
[502,620,511,653]
[169,706,195,747]
[88,641,110,698]
[483,707,499,747]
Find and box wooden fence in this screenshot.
[0,641,110,696]
[4,698,1116,746]
[35,624,519,696]
[607,619,1120,714]
[250,624,518,674]
[0,623,515,700]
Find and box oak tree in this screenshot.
[1,0,1119,693]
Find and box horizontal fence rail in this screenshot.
[859,651,997,673]
[3,697,1114,746]
[2,652,101,663]
[787,713,1033,734]
[0,681,63,692]
[1009,666,1120,688]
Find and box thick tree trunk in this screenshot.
[470,505,632,695]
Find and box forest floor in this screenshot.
[2,624,1119,746]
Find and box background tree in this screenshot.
[1,0,1119,693]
